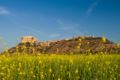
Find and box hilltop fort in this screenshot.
[3,36,120,54]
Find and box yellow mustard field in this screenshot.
[0,54,120,80]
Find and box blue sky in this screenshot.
[0,0,120,49]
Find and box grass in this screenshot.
[0,53,120,80]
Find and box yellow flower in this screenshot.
[30,71,33,74]
[75,68,78,73]
[17,68,20,71]
[49,68,52,73]
[105,61,111,65]
[77,45,80,49]
[52,74,55,77]
[95,78,98,80]
[39,60,42,64]
[33,75,36,78]
[19,72,24,75]
[1,67,6,70]
[19,62,22,67]
[0,73,4,76]
[58,78,61,80]
[102,37,106,43]
[40,72,44,79]
[87,61,90,65]
[2,78,5,80]
[69,59,73,64]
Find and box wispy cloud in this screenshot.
[49,33,61,38]
[86,0,100,17]
[56,19,83,37]
[57,19,80,31]
[0,6,10,15]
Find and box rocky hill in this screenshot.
[3,36,120,54]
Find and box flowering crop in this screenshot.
[0,54,120,80]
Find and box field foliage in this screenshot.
[0,53,120,80]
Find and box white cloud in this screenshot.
[0,6,10,15]
[86,0,100,17]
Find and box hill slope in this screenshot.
[5,36,120,54]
